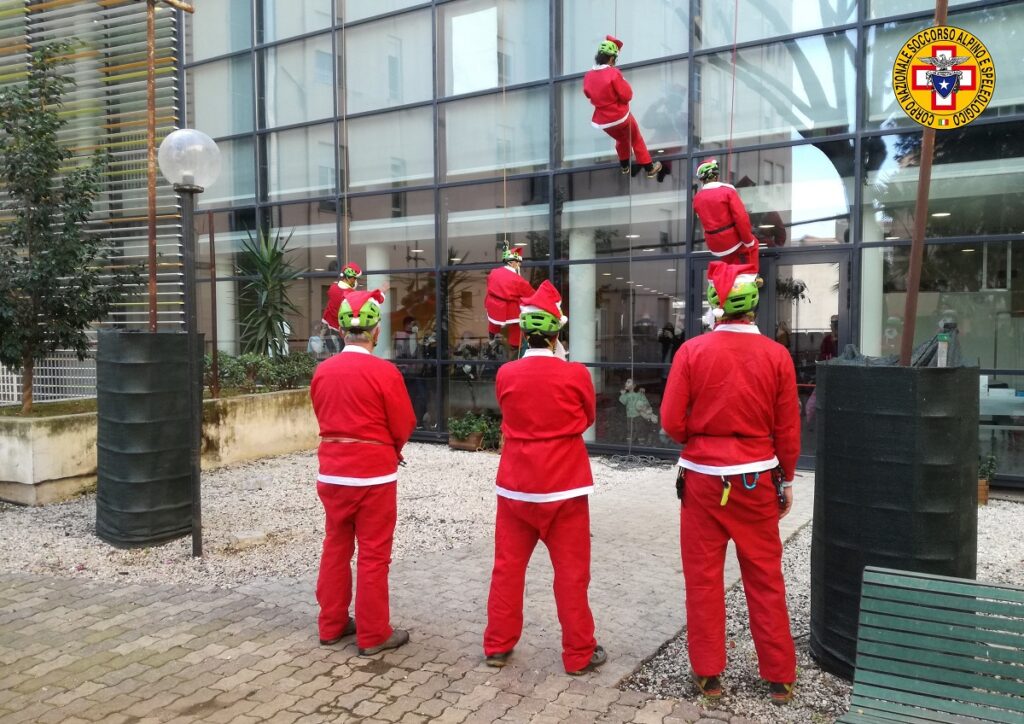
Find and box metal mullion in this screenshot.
[862,0,1018,28]
[252,28,333,53]
[345,98,435,121]
[341,1,434,29]
[254,118,337,137]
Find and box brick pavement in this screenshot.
[0,470,813,723]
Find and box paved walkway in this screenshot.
[0,471,813,724]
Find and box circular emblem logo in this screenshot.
[891,25,995,130]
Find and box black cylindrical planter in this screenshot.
[810,363,978,680]
[96,330,198,547]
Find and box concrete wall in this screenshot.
[0,389,317,506]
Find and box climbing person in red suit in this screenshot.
[310,288,416,657]
[483,280,607,676]
[583,35,665,181]
[693,159,759,272]
[485,247,535,353]
[322,262,362,333]
[660,261,801,705]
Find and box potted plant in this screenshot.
[978,453,997,506]
[447,411,487,451]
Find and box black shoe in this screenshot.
[695,674,723,699]
[769,681,795,705]
[319,618,356,646]
[630,163,643,178]
[619,160,631,175]
[358,628,409,656]
[646,161,663,179]
[566,645,607,675]
[656,161,670,183]
[484,650,512,668]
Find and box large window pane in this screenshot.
[695,144,854,253]
[260,35,336,128]
[188,0,251,62]
[197,137,256,209]
[268,203,340,278]
[696,0,855,50]
[344,10,432,114]
[442,179,550,264]
[438,0,549,96]
[345,190,436,272]
[868,0,977,20]
[696,31,855,149]
[442,87,549,180]
[977,373,1024,484]
[342,0,425,23]
[560,60,687,167]
[589,367,671,448]
[560,0,688,75]
[189,57,254,137]
[264,124,336,201]
[862,123,1024,243]
[343,106,434,191]
[865,4,1024,130]
[259,0,336,43]
[554,169,687,260]
[196,208,260,283]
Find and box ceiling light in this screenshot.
[931,212,951,218]
[325,254,337,259]
[410,249,424,253]
[666,268,676,272]
[314,268,325,271]
[962,248,976,253]
[450,257,461,262]
[643,247,655,252]
[513,242,527,247]
[615,276,623,280]
[602,272,611,276]
[625,234,639,239]
[759,224,775,229]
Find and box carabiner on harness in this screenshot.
[741,471,760,490]
[720,476,731,506]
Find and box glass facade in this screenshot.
[186,0,1024,483]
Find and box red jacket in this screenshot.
[495,350,596,501]
[310,346,416,485]
[693,183,756,259]
[321,281,355,331]
[583,65,633,128]
[660,324,801,481]
[485,266,535,327]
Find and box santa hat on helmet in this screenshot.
[341,262,362,278]
[338,288,385,329]
[502,246,523,263]
[520,280,568,326]
[707,261,758,318]
[605,35,623,51]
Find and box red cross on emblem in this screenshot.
[911,44,976,110]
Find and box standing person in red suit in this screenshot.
[321,262,362,333]
[584,35,665,181]
[485,247,535,354]
[660,261,800,705]
[483,281,607,676]
[310,288,416,656]
[693,159,759,272]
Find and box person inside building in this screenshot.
[583,35,665,181]
[310,288,416,657]
[660,261,801,705]
[485,246,535,356]
[818,314,839,361]
[321,262,363,335]
[483,280,606,676]
[692,159,759,272]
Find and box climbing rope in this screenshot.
[725,0,740,179]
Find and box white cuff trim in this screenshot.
[318,471,398,486]
[677,458,779,476]
[709,241,743,256]
[487,315,521,326]
[713,324,761,335]
[496,485,592,502]
[591,111,630,130]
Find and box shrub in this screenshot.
[448,411,502,447]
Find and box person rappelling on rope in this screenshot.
[583,35,665,182]
[322,262,363,333]
[693,159,759,273]
[485,246,535,355]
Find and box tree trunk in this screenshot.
[21,356,33,414]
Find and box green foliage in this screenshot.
[979,453,998,481]
[262,352,317,390]
[0,43,136,410]
[238,227,303,356]
[447,411,501,448]
[203,351,317,393]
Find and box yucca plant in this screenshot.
[238,227,303,356]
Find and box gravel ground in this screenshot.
[0,443,638,588]
[621,500,1024,724]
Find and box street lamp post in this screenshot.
[158,129,221,558]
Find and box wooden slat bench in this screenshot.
[837,567,1024,723]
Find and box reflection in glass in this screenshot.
[343,0,424,23]
[188,0,251,62]
[264,124,336,201]
[977,373,1024,482]
[261,35,336,128]
[343,106,434,190]
[442,87,549,180]
[560,61,688,168]
[868,0,978,19]
[561,0,687,75]
[189,56,255,137]
[268,203,340,277]
[696,31,854,149]
[861,123,1024,243]
[197,137,256,209]
[259,0,335,42]
[345,190,435,272]
[438,0,548,96]
[695,0,855,50]
[588,366,671,449]
[344,10,432,114]
[442,179,550,264]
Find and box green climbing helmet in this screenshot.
[697,159,720,182]
[520,309,562,335]
[597,39,620,57]
[707,275,759,316]
[338,295,381,330]
[502,247,522,263]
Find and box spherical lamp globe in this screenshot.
[158,129,221,190]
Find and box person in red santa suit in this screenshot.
[485,247,535,354]
[584,35,665,181]
[660,261,800,704]
[483,281,607,676]
[693,159,759,273]
[321,262,362,333]
[310,288,416,656]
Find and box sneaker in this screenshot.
[319,618,356,646]
[566,645,607,675]
[619,160,631,175]
[631,162,644,178]
[484,650,512,668]
[646,161,664,179]
[358,628,409,656]
[694,674,723,699]
[768,681,795,705]
[656,161,670,183]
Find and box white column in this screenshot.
[216,257,238,354]
[569,229,598,441]
[366,245,392,358]
[860,209,886,356]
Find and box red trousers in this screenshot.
[603,115,652,166]
[316,482,396,650]
[489,321,522,350]
[679,470,795,683]
[484,495,597,672]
